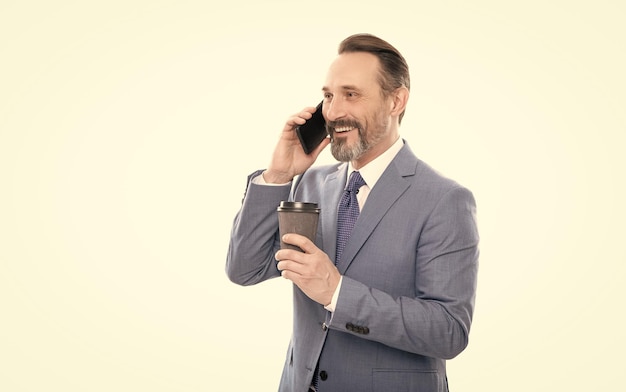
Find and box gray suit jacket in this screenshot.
[227,141,479,392]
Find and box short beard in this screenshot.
[328,113,389,162]
[330,129,368,162]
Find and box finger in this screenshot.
[285,117,307,132]
[287,108,316,128]
[301,106,317,116]
[281,234,317,254]
[275,249,305,265]
[277,261,303,282]
[276,259,296,273]
[278,267,292,280]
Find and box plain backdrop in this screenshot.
[1,1,624,390]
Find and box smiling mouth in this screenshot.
[333,126,356,133]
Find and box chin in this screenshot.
[331,137,367,162]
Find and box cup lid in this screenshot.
[277,201,320,212]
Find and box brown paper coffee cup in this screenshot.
[277,201,320,252]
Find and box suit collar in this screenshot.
[347,137,405,190]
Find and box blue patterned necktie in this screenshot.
[335,171,366,264]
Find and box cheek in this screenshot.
[364,110,385,132]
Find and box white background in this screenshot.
[1,1,624,390]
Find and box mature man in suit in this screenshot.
[226,33,479,391]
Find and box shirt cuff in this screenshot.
[324,275,343,312]
[252,171,291,186]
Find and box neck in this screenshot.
[352,131,400,170]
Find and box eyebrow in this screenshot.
[322,85,362,93]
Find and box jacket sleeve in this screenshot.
[225,170,292,286]
[328,186,479,359]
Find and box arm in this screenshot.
[225,171,291,285]
[226,107,330,286]
[329,186,479,359]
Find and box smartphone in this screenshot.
[296,101,327,154]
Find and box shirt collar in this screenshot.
[347,137,404,189]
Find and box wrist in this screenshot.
[262,169,293,184]
[324,275,343,312]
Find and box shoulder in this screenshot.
[396,141,468,191]
[394,143,475,208]
[295,162,344,187]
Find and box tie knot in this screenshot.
[346,171,366,193]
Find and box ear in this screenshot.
[389,86,409,117]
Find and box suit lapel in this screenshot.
[336,144,418,274]
[321,164,347,263]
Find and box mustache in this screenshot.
[326,120,363,132]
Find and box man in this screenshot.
[226,33,479,392]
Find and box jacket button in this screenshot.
[319,370,328,381]
[346,322,354,331]
[322,323,328,331]
[363,326,370,335]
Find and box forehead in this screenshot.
[323,52,381,92]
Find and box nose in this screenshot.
[324,98,346,122]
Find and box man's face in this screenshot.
[322,52,393,164]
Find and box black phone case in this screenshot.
[296,101,327,154]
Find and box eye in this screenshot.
[346,91,358,98]
[323,92,333,100]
